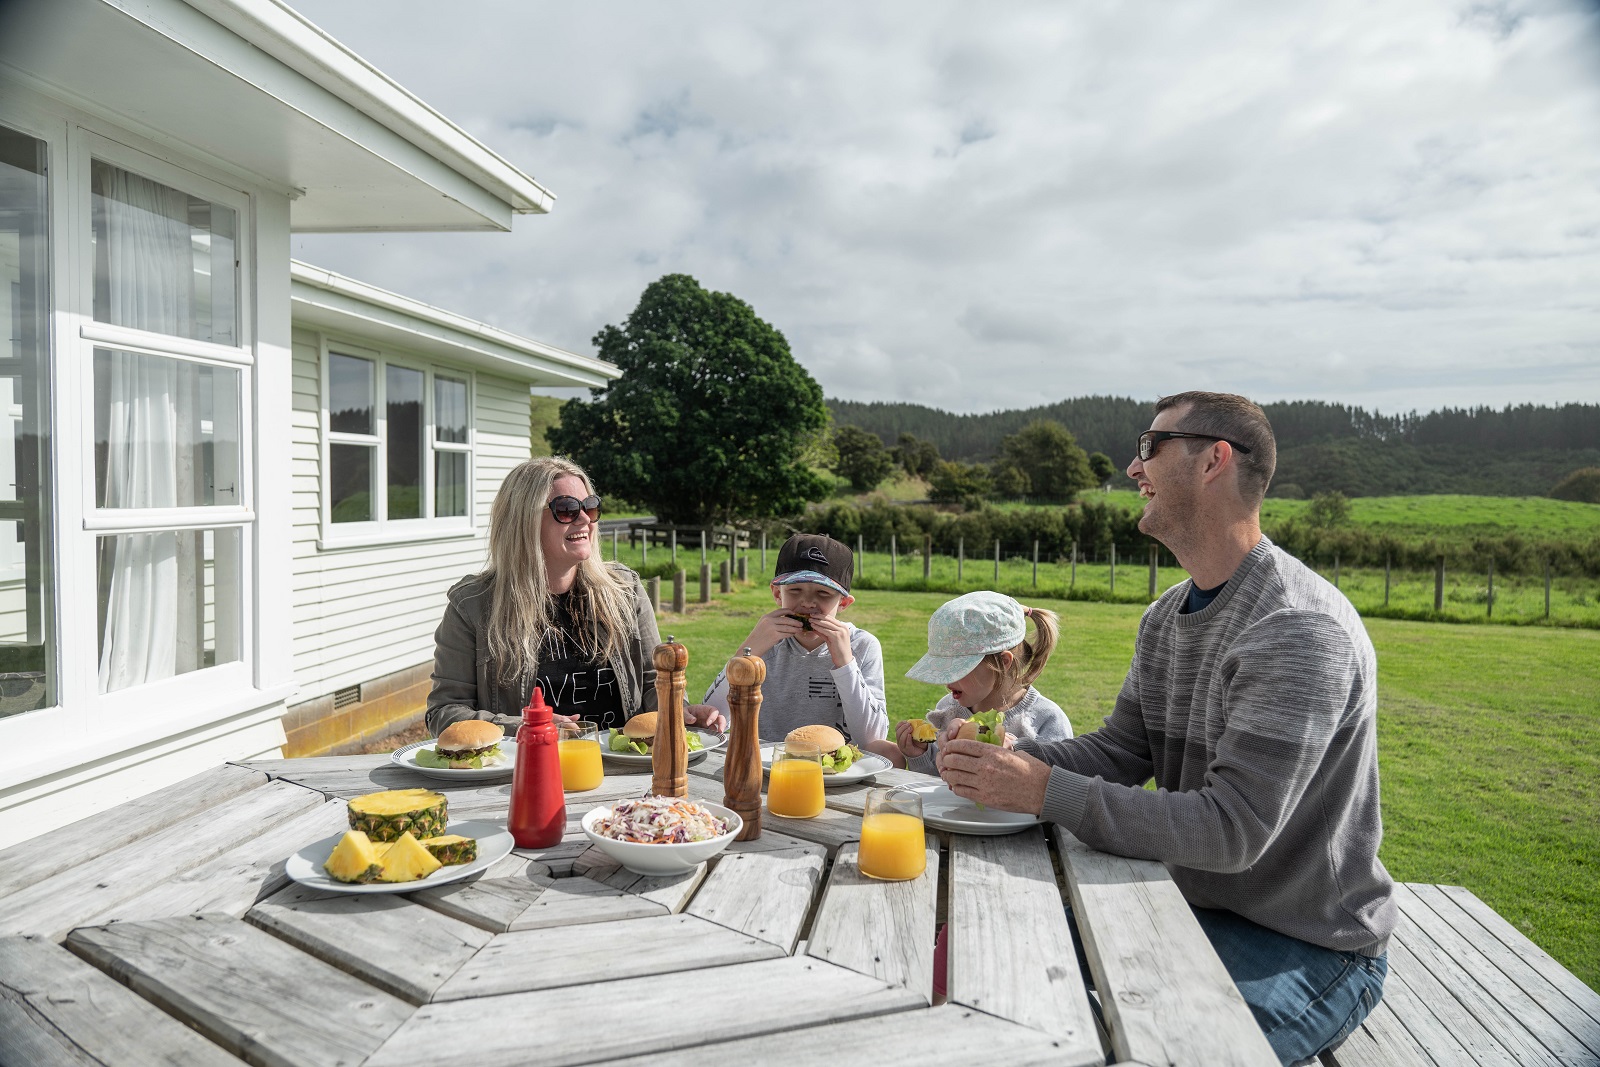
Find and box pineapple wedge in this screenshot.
[323,830,384,884]
[377,831,442,883]
[418,834,477,866]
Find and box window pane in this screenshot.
[93,349,241,508]
[91,160,236,346]
[435,451,468,518]
[97,527,241,692]
[435,375,468,444]
[329,353,373,434]
[330,443,374,523]
[387,365,423,520]
[0,125,54,717]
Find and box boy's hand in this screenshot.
[740,609,807,657]
[684,703,727,734]
[894,719,929,759]
[807,613,853,669]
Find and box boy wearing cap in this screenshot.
[701,533,888,745]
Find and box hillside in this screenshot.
[829,396,1600,498]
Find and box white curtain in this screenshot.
[96,166,201,692]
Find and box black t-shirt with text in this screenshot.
[532,592,626,731]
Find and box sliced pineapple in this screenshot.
[377,831,443,883]
[323,830,384,884]
[348,788,448,843]
[418,834,477,866]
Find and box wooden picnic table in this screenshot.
[1,749,1595,1067]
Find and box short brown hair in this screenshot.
[1154,391,1277,507]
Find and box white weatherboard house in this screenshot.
[0,0,618,849]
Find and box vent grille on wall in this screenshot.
[333,685,361,710]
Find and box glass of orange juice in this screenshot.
[858,787,927,880]
[558,721,604,792]
[767,740,825,818]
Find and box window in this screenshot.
[85,157,248,694]
[324,347,472,537]
[0,124,54,718]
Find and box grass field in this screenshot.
[662,580,1599,990]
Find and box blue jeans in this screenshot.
[1066,905,1387,1066]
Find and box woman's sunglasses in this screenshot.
[546,494,602,524]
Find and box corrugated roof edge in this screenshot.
[180,0,555,214]
[290,260,618,380]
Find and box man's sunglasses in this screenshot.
[546,494,603,524]
[1138,430,1253,461]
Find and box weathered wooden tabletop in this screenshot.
[0,749,1287,1067]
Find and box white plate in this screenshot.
[759,744,893,787]
[599,728,725,768]
[900,781,1042,835]
[390,739,516,781]
[285,819,514,894]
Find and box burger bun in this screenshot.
[622,713,658,740]
[786,724,846,753]
[435,719,504,754]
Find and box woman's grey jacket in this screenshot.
[425,564,662,737]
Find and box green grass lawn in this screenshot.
[664,580,1599,990]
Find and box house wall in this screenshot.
[287,327,532,736]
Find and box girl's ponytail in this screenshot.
[1014,605,1059,688]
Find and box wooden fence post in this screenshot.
[647,576,660,613]
[1434,555,1445,613]
[958,536,964,581]
[993,539,1000,583]
[1033,540,1039,589]
[701,530,708,567]
[670,528,677,566]
[1384,554,1391,606]
[737,556,747,582]
[642,537,648,569]
[699,563,711,604]
[924,533,932,581]
[720,560,731,594]
[611,528,619,562]
[1486,558,1494,619]
[1149,545,1158,600]
[891,533,897,583]
[729,528,737,567]
[857,534,864,577]
[672,569,686,613]
[1110,543,1117,595]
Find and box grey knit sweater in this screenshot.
[1017,538,1396,956]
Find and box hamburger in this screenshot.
[783,612,815,631]
[953,709,1007,747]
[785,724,862,773]
[607,712,705,756]
[420,720,505,769]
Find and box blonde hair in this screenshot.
[483,456,637,683]
[983,605,1059,693]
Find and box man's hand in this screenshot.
[938,739,1052,816]
[806,613,854,669]
[684,703,728,734]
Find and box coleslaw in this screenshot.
[592,797,730,844]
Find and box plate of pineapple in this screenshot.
[286,788,513,894]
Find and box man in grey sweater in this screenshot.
[939,391,1393,1066]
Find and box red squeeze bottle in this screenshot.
[508,686,566,848]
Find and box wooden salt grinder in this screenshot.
[651,637,689,798]
[722,648,765,841]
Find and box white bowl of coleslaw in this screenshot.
[581,796,743,875]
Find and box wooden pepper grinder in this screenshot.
[651,636,689,798]
[723,647,765,841]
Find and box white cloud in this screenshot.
[288,0,1600,415]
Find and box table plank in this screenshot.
[590,862,709,913]
[948,828,1099,1051]
[408,852,555,932]
[247,883,493,1005]
[432,911,783,1000]
[0,780,327,941]
[506,872,667,930]
[1395,883,1585,1066]
[1370,961,1477,1065]
[366,955,926,1067]
[807,838,939,1002]
[1053,826,1277,1067]
[67,914,412,1067]
[602,1003,1100,1067]
[0,764,268,898]
[685,844,826,952]
[1324,1000,1435,1067]
[1385,934,1536,1067]
[0,935,247,1067]
[81,800,349,929]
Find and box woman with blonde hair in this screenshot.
[427,456,722,736]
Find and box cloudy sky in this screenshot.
[289,0,1600,415]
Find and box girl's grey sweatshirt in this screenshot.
[1017,538,1396,956]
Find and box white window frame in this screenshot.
[317,334,475,550]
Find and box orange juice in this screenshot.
[767,757,825,818]
[858,812,927,880]
[558,738,604,791]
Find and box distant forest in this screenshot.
[827,396,1600,498]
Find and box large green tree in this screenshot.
[549,274,831,525]
[997,419,1096,502]
[831,425,895,492]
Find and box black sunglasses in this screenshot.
[546,494,602,524]
[1138,430,1253,461]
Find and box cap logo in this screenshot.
[805,547,830,565]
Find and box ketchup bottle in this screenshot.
[508,686,565,848]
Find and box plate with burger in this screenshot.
[761,724,891,786]
[390,720,514,781]
[600,712,726,768]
